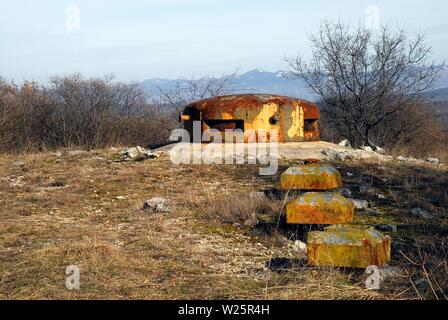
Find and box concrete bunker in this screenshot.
[181,94,319,142]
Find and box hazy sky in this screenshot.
[1,0,447,82]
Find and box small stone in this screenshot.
[377,194,386,199]
[12,161,26,167]
[118,146,158,162]
[375,146,386,155]
[2,175,26,188]
[380,266,404,281]
[291,240,307,253]
[338,139,352,148]
[427,158,439,165]
[376,224,398,232]
[321,149,353,161]
[143,197,171,213]
[115,196,126,200]
[409,207,433,219]
[350,199,369,209]
[124,147,141,159]
[336,187,352,198]
[68,150,88,156]
[345,172,354,177]
[336,152,347,161]
[359,185,376,194]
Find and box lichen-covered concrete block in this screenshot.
[280,164,342,190]
[307,225,391,268]
[286,192,354,225]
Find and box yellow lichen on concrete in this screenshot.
[307,225,391,268]
[286,192,354,224]
[280,164,342,190]
[283,104,304,141]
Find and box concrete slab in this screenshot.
[307,224,391,268]
[280,164,342,190]
[156,141,391,162]
[286,192,354,224]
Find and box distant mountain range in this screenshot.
[141,68,448,103]
[141,69,316,101]
[422,87,448,102]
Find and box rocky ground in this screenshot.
[0,143,447,299]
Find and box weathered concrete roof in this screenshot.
[184,94,319,119]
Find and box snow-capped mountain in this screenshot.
[141,69,318,101]
[141,68,448,102]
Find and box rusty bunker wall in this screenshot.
[181,94,320,142]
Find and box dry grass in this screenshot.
[0,148,447,299]
[192,193,283,226]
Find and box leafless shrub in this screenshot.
[0,75,177,153]
[286,20,444,150]
[0,81,58,152]
[319,98,447,158]
[382,101,447,159]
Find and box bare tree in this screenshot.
[286,20,444,149]
[113,82,149,117]
[157,71,237,119]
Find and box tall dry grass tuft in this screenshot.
[192,193,283,226]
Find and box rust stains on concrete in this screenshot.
[182,94,319,142]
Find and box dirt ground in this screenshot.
[0,145,447,299]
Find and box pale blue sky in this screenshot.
[1,0,447,82]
